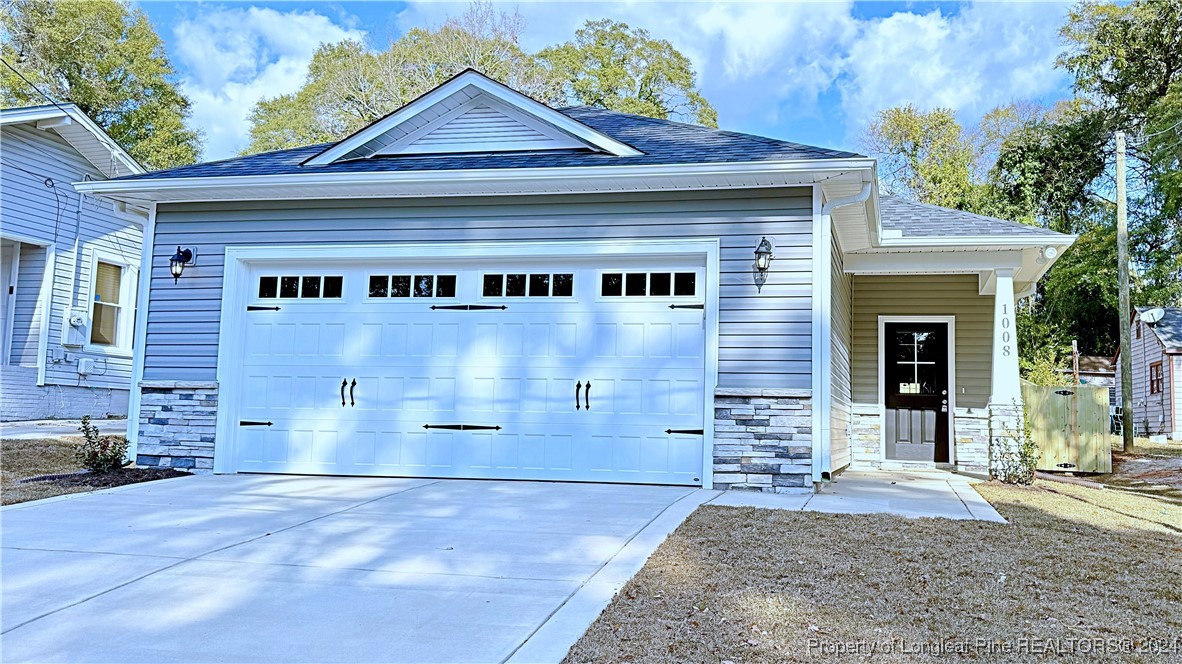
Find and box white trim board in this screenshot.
[126,202,157,460]
[73,159,876,205]
[810,186,828,484]
[212,238,722,489]
[0,242,18,366]
[876,315,957,466]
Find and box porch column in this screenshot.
[989,268,1022,406]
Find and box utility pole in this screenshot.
[1116,131,1135,453]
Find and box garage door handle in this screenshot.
[585,380,591,411]
[575,382,582,410]
[341,379,347,407]
[349,379,356,407]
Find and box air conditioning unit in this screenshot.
[61,308,88,348]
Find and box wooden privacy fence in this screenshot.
[1021,380,1112,473]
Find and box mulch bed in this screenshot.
[47,467,188,489]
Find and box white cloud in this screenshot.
[167,1,1072,160]
[391,1,1066,136]
[172,6,364,160]
[839,2,1071,133]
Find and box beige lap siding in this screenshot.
[850,274,995,471]
[851,274,994,410]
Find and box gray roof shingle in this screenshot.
[113,106,863,182]
[880,197,1068,240]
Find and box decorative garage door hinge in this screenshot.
[665,428,705,435]
[246,305,281,311]
[239,420,273,426]
[430,304,508,311]
[668,304,704,310]
[422,424,503,431]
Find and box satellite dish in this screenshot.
[1142,308,1167,325]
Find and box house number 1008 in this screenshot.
[1000,304,1012,356]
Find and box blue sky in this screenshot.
[135,1,1079,161]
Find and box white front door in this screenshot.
[231,255,707,485]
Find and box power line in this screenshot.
[2,57,137,173]
[1,56,72,116]
[1139,116,1182,141]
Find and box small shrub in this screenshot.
[74,415,129,473]
[992,405,1040,485]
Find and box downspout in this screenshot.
[814,182,873,483]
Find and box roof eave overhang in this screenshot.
[1,104,144,178]
[74,158,878,205]
[845,233,1078,298]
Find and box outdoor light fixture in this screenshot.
[753,236,774,292]
[1036,245,1059,265]
[170,246,196,284]
[754,236,774,272]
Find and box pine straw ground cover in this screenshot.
[1,438,186,505]
[566,481,1181,663]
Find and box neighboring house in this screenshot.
[0,104,145,421]
[1115,307,1182,439]
[1058,355,1116,406]
[78,70,1072,487]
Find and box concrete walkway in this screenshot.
[1,475,713,663]
[0,418,128,440]
[710,469,1007,522]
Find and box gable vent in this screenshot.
[374,100,588,156]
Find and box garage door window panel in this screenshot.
[368,274,456,298]
[483,273,574,298]
[258,275,343,300]
[600,271,698,297]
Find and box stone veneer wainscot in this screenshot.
[712,388,812,493]
[135,381,218,473]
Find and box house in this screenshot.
[0,104,145,421]
[1058,355,1116,405]
[76,70,1072,487]
[1115,307,1182,439]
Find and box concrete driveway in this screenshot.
[1,475,710,663]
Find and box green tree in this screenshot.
[246,3,563,154]
[1,0,201,169]
[990,108,1109,234]
[860,105,984,210]
[1059,0,1182,130]
[246,3,716,154]
[538,19,716,127]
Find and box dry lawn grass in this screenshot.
[1,437,86,505]
[1,438,186,505]
[1101,435,1182,501]
[567,481,1181,663]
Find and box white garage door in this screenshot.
[231,255,707,485]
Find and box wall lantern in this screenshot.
[754,237,774,272]
[753,236,774,292]
[170,246,196,284]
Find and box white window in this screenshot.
[88,254,136,353]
